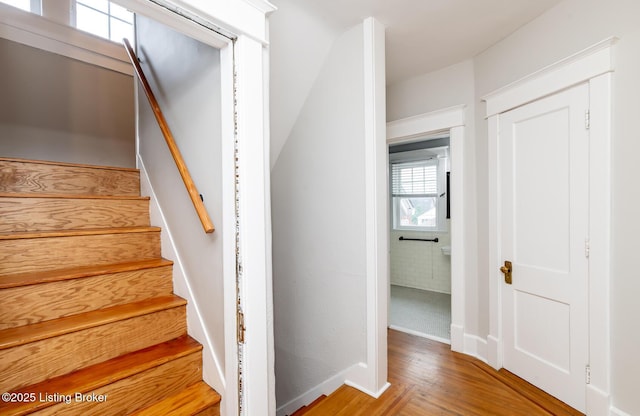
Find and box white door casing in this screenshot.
[485,38,614,416]
[386,105,466,354]
[499,83,589,411]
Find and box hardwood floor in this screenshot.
[297,329,584,415]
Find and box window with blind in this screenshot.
[391,158,445,231]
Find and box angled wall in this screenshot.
[268,0,339,168]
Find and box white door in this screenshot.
[499,83,589,412]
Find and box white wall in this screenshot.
[268,0,340,168]
[0,37,135,167]
[271,23,368,408]
[472,0,640,413]
[386,59,474,121]
[135,15,226,391]
[390,227,451,294]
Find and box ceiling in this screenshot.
[288,0,563,85]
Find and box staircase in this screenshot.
[0,157,221,415]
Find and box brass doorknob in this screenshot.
[500,261,512,284]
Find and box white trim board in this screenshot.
[346,16,389,398]
[115,0,233,49]
[610,407,632,416]
[387,105,465,144]
[386,105,467,356]
[389,325,451,346]
[483,37,617,116]
[484,39,613,416]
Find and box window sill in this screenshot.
[0,3,132,75]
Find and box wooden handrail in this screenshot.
[123,38,214,234]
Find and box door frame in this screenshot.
[119,1,276,415]
[386,105,466,354]
[484,38,615,415]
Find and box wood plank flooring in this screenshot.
[299,329,584,415]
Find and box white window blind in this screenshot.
[391,160,438,197]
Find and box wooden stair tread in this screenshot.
[0,226,161,240]
[0,157,139,172]
[0,336,202,416]
[0,192,150,200]
[0,259,173,289]
[0,295,186,350]
[131,381,221,416]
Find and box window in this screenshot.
[391,152,448,231]
[75,0,133,44]
[0,0,41,14]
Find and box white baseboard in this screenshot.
[389,325,450,345]
[463,333,488,363]
[609,406,631,416]
[450,323,464,352]
[487,334,500,369]
[586,384,610,416]
[345,376,391,399]
[275,365,357,416]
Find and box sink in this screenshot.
[441,246,451,256]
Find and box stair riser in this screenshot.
[0,306,186,392]
[0,265,173,330]
[30,352,203,416]
[0,160,140,196]
[0,198,150,232]
[0,232,161,274]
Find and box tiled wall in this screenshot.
[390,221,451,294]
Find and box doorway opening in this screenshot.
[388,137,451,344]
[385,106,466,354]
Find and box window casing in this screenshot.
[391,157,447,232]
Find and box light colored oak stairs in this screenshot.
[0,157,221,415]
